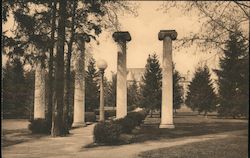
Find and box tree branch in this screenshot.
[233,1,250,19]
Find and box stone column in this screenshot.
[72,35,90,127]
[112,31,131,119]
[34,60,46,119]
[158,30,177,128]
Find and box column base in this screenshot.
[72,122,86,128]
[159,124,175,129]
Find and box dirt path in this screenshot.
[2,124,95,158]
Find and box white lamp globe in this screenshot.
[97,59,108,70]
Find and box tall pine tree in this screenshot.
[3,58,28,118]
[140,54,162,114]
[215,29,249,118]
[106,73,116,107]
[85,57,99,112]
[127,80,139,110]
[173,68,184,113]
[186,65,217,116]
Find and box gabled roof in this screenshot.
[127,68,145,82]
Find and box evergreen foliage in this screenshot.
[215,29,249,117]
[127,80,139,109]
[85,57,99,112]
[140,54,162,111]
[3,0,136,136]
[94,121,122,144]
[186,65,217,116]
[106,73,117,107]
[3,58,31,118]
[173,69,184,113]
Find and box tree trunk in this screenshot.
[51,0,67,137]
[48,0,57,130]
[63,0,77,131]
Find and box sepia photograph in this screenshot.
[2,0,249,158]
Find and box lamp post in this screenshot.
[97,59,108,121]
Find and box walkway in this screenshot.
[3,124,94,158]
[3,122,247,158]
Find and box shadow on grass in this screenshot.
[138,135,248,158]
[83,114,248,148]
[131,121,248,143]
[2,129,47,147]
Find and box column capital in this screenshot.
[158,30,177,41]
[112,31,131,43]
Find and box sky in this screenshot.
[3,1,222,81]
[89,1,220,80]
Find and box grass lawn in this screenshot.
[138,135,248,158]
[131,113,248,143]
[2,119,46,147]
[85,112,248,148]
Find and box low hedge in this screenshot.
[28,118,51,134]
[94,109,116,119]
[105,110,116,119]
[114,117,135,133]
[114,110,147,133]
[93,121,122,144]
[85,112,96,122]
[127,105,137,112]
[93,110,147,144]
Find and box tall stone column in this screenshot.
[72,35,90,127]
[112,31,131,119]
[34,60,46,119]
[158,30,177,128]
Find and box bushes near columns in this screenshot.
[28,119,51,134]
[93,110,147,144]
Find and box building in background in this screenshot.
[127,68,145,86]
[179,71,191,103]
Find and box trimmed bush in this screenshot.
[28,119,51,134]
[94,109,116,119]
[114,117,135,133]
[85,112,96,122]
[94,121,122,144]
[114,110,147,134]
[105,110,116,119]
[93,110,147,144]
[127,112,145,126]
[128,105,137,112]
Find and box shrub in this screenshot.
[140,109,148,117]
[95,109,116,119]
[85,112,96,122]
[114,110,147,134]
[105,110,116,119]
[28,119,51,134]
[94,121,122,144]
[128,105,137,112]
[114,117,135,133]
